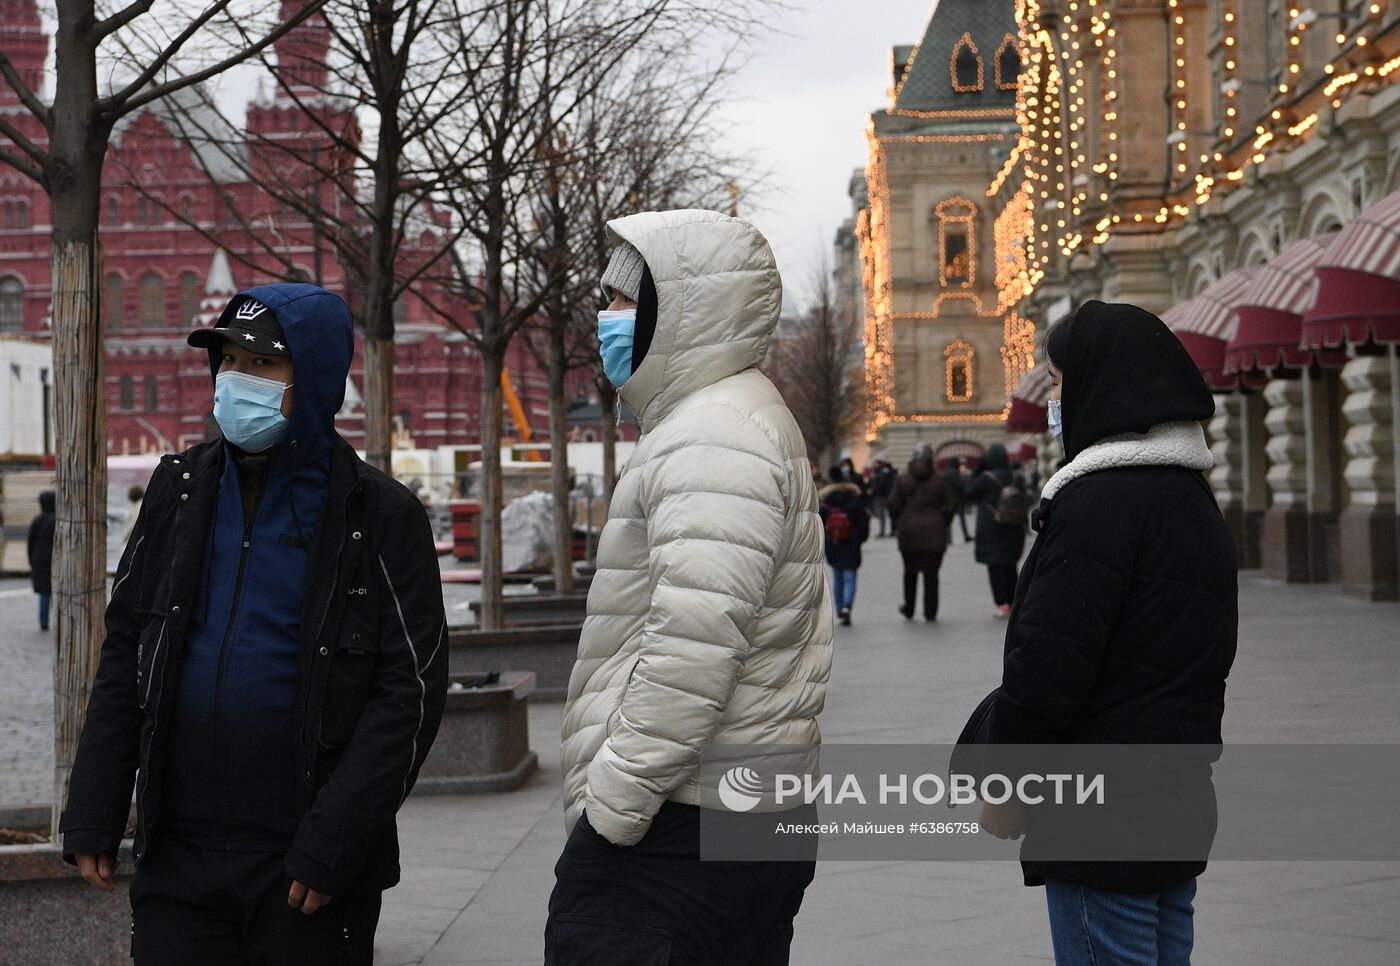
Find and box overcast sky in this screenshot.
[714,0,934,312]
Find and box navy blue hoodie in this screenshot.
[163,284,354,851]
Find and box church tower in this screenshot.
[858,0,1034,464]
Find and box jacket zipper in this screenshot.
[300,482,359,781]
[209,523,255,837]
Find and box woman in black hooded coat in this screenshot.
[982,301,1238,965]
[964,443,1028,617]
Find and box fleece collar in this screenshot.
[1040,421,1213,503]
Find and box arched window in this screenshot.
[393,294,408,326]
[995,34,1021,91]
[0,276,23,333]
[139,273,165,327]
[120,376,134,411]
[107,196,120,226]
[945,339,975,403]
[936,198,977,288]
[951,33,983,93]
[2,201,12,229]
[179,271,200,324]
[104,274,124,329]
[16,200,28,229]
[135,198,148,226]
[144,375,159,412]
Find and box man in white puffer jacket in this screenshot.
[546,210,833,965]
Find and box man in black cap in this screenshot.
[60,283,448,964]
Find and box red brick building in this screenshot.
[0,0,606,455]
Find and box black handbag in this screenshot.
[948,687,999,792]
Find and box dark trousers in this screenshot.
[546,801,816,965]
[38,591,50,630]
[130,837,382,966]
[870,497,889,536]
[987,564,1018,606]
[900,552,943,620]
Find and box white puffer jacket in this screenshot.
[560,210,834,846]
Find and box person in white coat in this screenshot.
[546,210,834,965]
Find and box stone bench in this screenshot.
[469,593,588,627]
[0,841,135,964]
[416,671,539,795]
[448,624,581,703]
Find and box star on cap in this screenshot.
[272,341,285,350]
[242,332,257,342]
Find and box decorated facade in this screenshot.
[848,0,1034,464]
[991,0,1400,601]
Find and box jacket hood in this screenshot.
[606,210,781,431]
[1047,300,1215,461]
[819,481,861,504]
[982,443,1009,472]
[206,283,354,462]
[38,490,54,513]
[908,456,934,480]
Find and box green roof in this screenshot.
[892,0,1018,114]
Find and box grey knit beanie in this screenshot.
[601,242,646,302]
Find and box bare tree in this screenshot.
[424,0,777,629]
[0,0,324,833]
[766,256,867,472]
[116,0,476,471]
[520,42,753,593]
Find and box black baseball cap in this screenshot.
[187,294,290,357]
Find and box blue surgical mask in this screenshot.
[1047,398,1064,449]
[598,309,637,388]
[214,370,292,452]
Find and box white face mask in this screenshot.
[1047,398,1064,449]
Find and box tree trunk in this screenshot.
[548,327,574,594]
[49,237,108,835]
[478,347,506,630]
[363,335,394,470]
[600,378,618,512]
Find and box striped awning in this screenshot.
[1226,237,1346,375]
[1006,364,1051,433]
[1303,190,1400,349]
[1162,268,1265,391]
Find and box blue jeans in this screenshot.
[830,567,857,612]
[1046,878,1196,966]
[38,592,50,631]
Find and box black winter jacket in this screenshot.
[819,482,870,570]
[966,445,1027,568]
[27,490,55,595]
[990,301,1234,894]
[59,436,448,897]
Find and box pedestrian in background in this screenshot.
[966,443,1028,618]
[26,489,55,632]
[869,459,897,538]
[820,477,870,626]
[121,485,145,546]
[888,443,954,622]
[943,458,971,544]
[829,456,868,504]
[983,300,1237,965]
